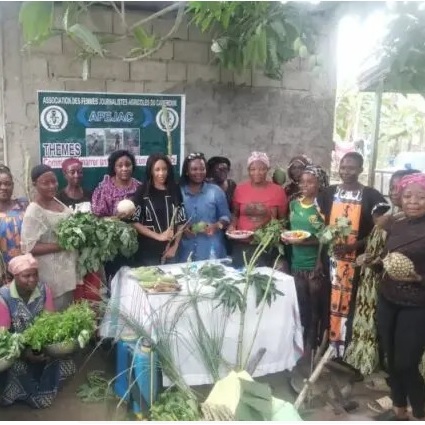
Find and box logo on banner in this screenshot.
[156,107,179,132]
[40,105,68,132]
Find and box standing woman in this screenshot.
[57,158,92,211]
[20,165,78,311]
[0,166,28,285]
[230,152,288,268]
[178,153,230,262]
[131,153,186,266]
[376,173,425,420]
[91,150,141,218]
[206,156,236,211]
[284,165,328,355]
[91,150,141,281]
[345,169,419,377]
[285,155,313,202]
[316,152,387,358]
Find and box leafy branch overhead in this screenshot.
[18,1,324,80]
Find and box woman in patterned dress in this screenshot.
[0,166,28,285]
[0,254,75,408]
[345,169,420,376]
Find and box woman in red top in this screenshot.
[229,152,288,268]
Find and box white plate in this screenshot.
[226,230,254,240]
[281,231,311,241]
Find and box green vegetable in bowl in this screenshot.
[0,330,24,360]
[150,390,200,421]
[23,301,96,352]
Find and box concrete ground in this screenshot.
[0,347,387,421]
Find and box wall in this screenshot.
[0,2,337,195]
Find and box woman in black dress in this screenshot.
[131,153,186,267]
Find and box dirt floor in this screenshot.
[0,347,388,421]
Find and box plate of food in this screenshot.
[226,230,254,240]
[281,230,311,241]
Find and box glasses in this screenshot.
[187,152,205,160]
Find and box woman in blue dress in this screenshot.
[178,153,231,262]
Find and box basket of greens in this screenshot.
[22,302,96,358]
[0,329,24,372]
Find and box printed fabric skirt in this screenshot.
[0,358,75,408]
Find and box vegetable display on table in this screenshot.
[131,266,180,293]
[0,329,24,361]
[22,301,96,352]
[56,212,138,275]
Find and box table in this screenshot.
[100,260,303,386]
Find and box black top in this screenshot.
[57,189,92,209]
[130,184,187,266]
[380,215,425,307]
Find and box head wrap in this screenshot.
[288,155,313,170]
[8,254,38,276]
[207,156,231,170]
[31,164,53,182]
[397,173,425,193]
[303,165,330,190]
[247,152,270,168]
[62,157,82,172]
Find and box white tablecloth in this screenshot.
[100,260,303,386]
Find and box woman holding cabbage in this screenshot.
[0,254,75,408]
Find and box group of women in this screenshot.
[1,147,425,419]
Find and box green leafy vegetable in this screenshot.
[0,330,24,360]
[56,212,138,275]
[23,301,96,351]
[77,370,114,403]
[314,216,352,255]
[199,263,226,281]
[252,218,287,257]
[248,273,284,307]
[150,390,200,421]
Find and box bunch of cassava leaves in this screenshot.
[56,212,138,275]
[23,301,96,351]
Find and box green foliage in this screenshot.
[188,1,318,79]
[0,330,24,360]
[252,218,287,256]
[22,301,96,351]
[56,213,138,276]
[19,1,54,46]
[150,390,200,421]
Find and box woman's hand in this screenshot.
[163,244,178,259]
[157,228,174,242]
[205,223,220,236]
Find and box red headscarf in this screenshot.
[62,157,82,172]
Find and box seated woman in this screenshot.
[229,152,288,268]
[376,173,425,420]
[0,254,75,408]
[178,153,231,262]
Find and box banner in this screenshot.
[38,91,185,190]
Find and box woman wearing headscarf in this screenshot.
[57,158,92,211]
[178,153,230,262]
[345,169,419,380]
[316,152,387,359]
[0,254,75,408]
[230,151,288,268]
[374,173,425,420]
[206,156,237,211]
[284,164,328,356]
[285,155,313,201]
[0,166,28,285]
[20,165,79,311]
